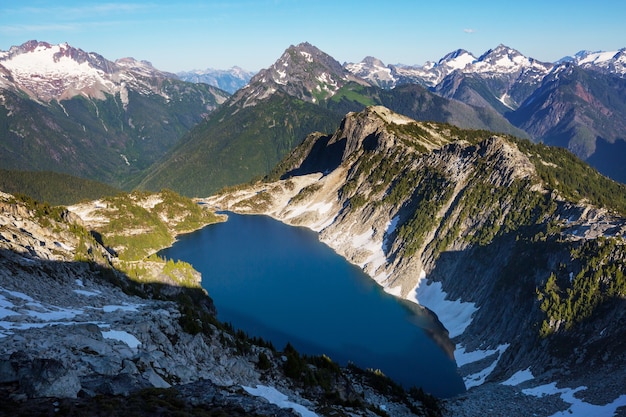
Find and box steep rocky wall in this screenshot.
[206,106,626,415]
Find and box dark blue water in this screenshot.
[159,213,465,397]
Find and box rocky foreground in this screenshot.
[0,191,440,417]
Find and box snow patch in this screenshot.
[299,51,313,62]
[578,51,618,65]
[447,52,475,70]
[462,344,509,389]
[5,290,33,302]
[73,289,102,297]
[243,385,318,417]
[411,270,477,338]
[351,229,373,248]
[384,285,402,297]
[523,383,626,417]
[103,304,141,313]
[501,368,534,386]
[101,329,141,349]
[383,215,399,250]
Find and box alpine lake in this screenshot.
[159,212,465,398]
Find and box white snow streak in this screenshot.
[242,385,318,417]
[461,344,509,389]
[101,329,141,349]
[501,368,534,386]
[412,270,477,338]
[523,383,626,417]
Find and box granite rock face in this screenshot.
[207,106,626,416]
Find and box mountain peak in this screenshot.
[343,56,394,88]
[478,44,522,62]
[0,40,191,103]
[231,42,367,107]
[362,56,386,66]
[0,40,119,101]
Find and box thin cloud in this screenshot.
[464,28,476,34]
[3,3,153,19]
[0,23,79,34]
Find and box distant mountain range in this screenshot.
[0,40,229,187]
[177,67,255,94]
[345,45,626,183]
[1,40,626,195]
[137,42,530,196]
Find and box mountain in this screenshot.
[135,42,386,196]
[138,43,524,197]
[344,56,397,89]
[209,105,626,415]
[229,42,369,107]
[346,45,626,185]
[561,48,626,77]
[346,45,553,110]
[434,45,553,112]
[177,66,256,93]
[0,40,230,187]
[509,63,626,182]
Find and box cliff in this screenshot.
[206,106,626,416]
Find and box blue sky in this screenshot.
[1,0,624,72]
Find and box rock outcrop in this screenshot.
[207,106,626,416]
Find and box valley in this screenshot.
[1,37,626,416]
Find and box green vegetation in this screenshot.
[7,193,68,225]
[537,237,626,337]
[162,257,197,287]
[91,190,219,262]
[0,385,269,417]
[137,94,343,197]
[233,190,273,211]
[448,178,555,249]
[0,82,225,189]
[514,138,626,215]
[153,189,220,233]
[0,169,121,206]
[326,83,379,114]
[96,194,172,261]
[395,167,455,257]
[282,342,342,391]
[346,364,442,417]
[290,183,322,204]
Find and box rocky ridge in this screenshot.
[229,42,368,108]
[0,40,229,105]
[205,106,626,416]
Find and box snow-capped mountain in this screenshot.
[345,45,553,92]
[471,44,552,76]
[344,56,396,89]
[0,40,184,103]
[433,45,554,111]
[392,49,478,87]
[562,48,626,77]
[0,40,230,186]
[177,66,255,94]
